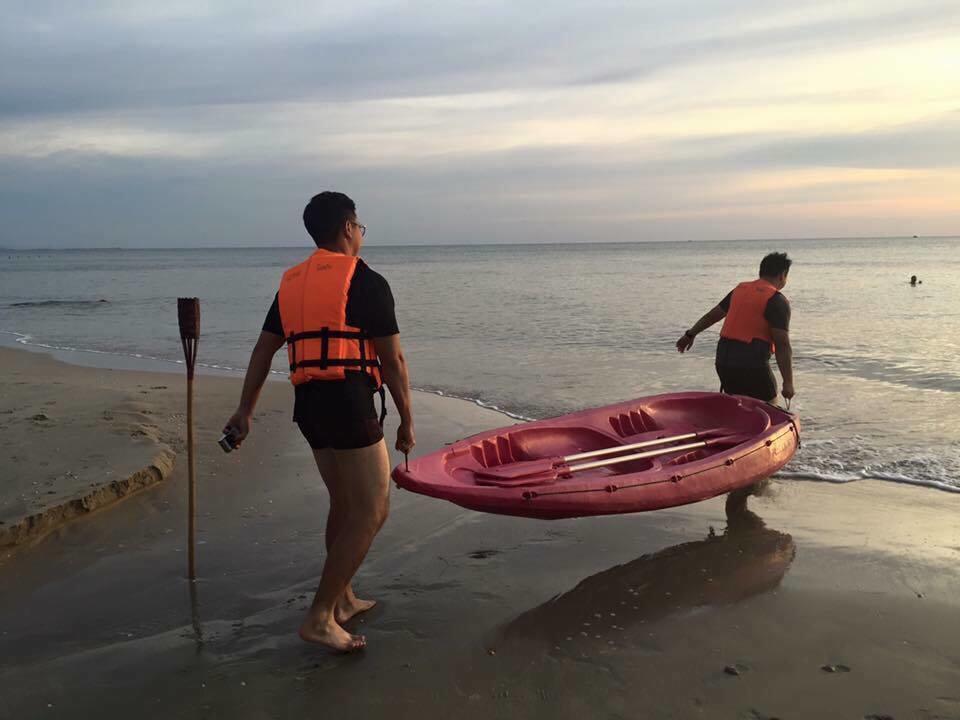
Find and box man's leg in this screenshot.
[311,448,378,624]
[299,439,391,651]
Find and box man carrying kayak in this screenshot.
[224,191,415,653]
[676,252,795,404]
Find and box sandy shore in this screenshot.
[0,345,958,719]
[0,347,180,553]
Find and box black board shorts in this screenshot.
[293,377,384,450]
[715,364,777,402]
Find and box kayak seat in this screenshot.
[468,425,622,470]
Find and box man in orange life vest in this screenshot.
[223,191,415,653]
[675,252,795,404]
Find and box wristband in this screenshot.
[684,330,695,339]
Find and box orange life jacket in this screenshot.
[719,278,779,352]
[278,249,383,390]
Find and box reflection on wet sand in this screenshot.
[189,580,204,650]
[500,495,796,651]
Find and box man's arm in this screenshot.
[770,328,794,399]
[373,333,415,453]
[676,304,727,352]
[224,330,285,446]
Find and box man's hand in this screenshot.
[396,421,415,455]
[676,331,695,353]
[781,381,795,400]
[223,410,251,449]
[225,331,283,450]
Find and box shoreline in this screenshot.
[4,330,958,497]
[1,329,535,420]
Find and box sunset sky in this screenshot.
[1,0,957,247]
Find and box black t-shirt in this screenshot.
[263,258,398,419]
[715,289,790,368]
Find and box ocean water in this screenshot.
[2,238,958,492]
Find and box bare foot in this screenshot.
[336,597,377,625]
[298,617,366,653]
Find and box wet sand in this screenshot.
[1,346,959,719]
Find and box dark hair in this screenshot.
[303,192,356,247]
[759,252,792,277]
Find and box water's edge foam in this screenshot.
[776,469,960,494]
[0,329,528,422]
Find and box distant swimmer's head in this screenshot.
[303,191,364,255]
[759,252,792,290]
[910,275,918,285]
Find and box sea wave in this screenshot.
[799,351,960,393]
[9,299,110,308]
[780,438,960,493]
[777,469,960,494]
[413,387,536,422]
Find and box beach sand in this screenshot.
[0,348,179,552]
[1,346,958,719]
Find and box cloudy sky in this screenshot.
[1,0,957,247]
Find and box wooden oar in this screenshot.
[474,428,733,484]
[475,434,748,487]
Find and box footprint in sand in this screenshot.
[129,422,162,441]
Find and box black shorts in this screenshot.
[715,364,777,402]
[293,377,384,450]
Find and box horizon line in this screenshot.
[1,234,954,252]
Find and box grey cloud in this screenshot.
[730,111,960,169]
[3,1,957,119]
[568,3,960,88]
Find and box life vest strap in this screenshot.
[286,329,368,342]
[290,358,382,371]
[287,328,375,372]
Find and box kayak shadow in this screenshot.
[498,495,795,650]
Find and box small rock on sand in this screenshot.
[821,663,851,673]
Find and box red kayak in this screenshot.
[392,392,800,519]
